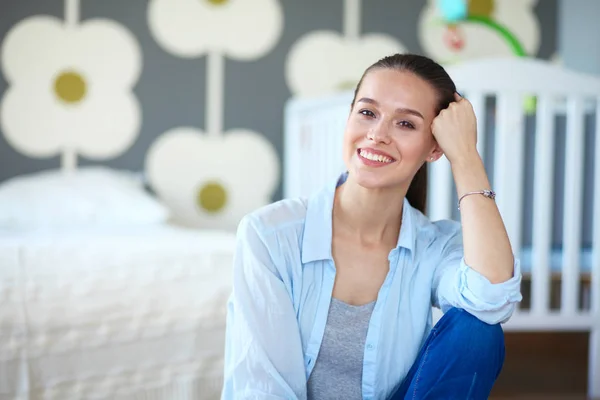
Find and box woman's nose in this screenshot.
[367,122,391,143]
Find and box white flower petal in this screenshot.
[145,128,202,212]
[2,16,141,88]
[74,19,142,88]
[147,0,207,59]
[1,83,141,160]
[214,0,284,60]
[73,89,141,159]
[1,85,61,157]
[147,0,283,60]
[221,129,280,198]
[145,128,279,230]
[286,31,406,97]
[0,15,141,163]
[1,16,70,83]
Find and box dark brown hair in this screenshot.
[350,53,457,214]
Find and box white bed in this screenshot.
[0,169,237,400]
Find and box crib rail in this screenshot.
[443,57,600,398]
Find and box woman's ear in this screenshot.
[427,143,444,163]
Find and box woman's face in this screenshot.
[343,68,443,190]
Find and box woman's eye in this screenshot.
[359,109,375,118]
[399,120,415,129]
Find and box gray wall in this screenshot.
[0,0,559,203]
[558,0,600,75]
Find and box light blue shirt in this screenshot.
[221,173,522,400]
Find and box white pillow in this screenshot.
[0,167,170,230]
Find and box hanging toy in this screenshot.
[437,0,536,114]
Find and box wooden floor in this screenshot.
[491,396,594,399]
[488,331,592,399]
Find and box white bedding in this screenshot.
[0,225,237,400]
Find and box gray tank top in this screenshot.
[307,297,376,400]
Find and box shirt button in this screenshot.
[366,344,374,350]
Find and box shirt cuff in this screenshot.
[457,256,523,311]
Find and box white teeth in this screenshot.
[360,149,393,163]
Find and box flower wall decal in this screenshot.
[145,0,282,230]
[285,0,407,97]
[148,0,283,60]
[145,128,278,230]
[0,0,142,171]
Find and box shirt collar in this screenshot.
[301,172,418,264]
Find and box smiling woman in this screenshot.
[221,53,522,400]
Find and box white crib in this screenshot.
[283,56,600,397]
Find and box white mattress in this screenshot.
[0,225,237,400]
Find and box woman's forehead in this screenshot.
[357,69,438,117]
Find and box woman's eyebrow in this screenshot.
[356,97,424,120]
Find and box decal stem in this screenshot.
[65,0,80,28]
[344,0,361,40]
[206,52,224,137]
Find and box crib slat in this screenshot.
[561,97,585,315]
[303,116,313,196]
[591,97,600,398]
[337,105,349,174]
[494,93,525,256]
[593,97,600,316]
[323,113,333,184]
[284,106,303,198]
[466,91,486,161]
[531,95,555,314]
[303,118,312,196]
[427,156,453,221]
[309,113,320,195]
[314,112,325,191]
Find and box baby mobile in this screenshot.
[435,0,536,113]
[437,0,527,57]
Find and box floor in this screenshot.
[488,331,592,399]
[491,396,595,399]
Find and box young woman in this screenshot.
[221,53,522,400]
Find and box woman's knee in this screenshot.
[436,308,505,358]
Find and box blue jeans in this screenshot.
[387,308,505,400]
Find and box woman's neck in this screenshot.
[333,174,407,247]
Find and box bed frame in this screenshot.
[283,56,600,397]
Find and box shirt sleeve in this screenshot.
[431,221,523,325]
[221,215,307,400]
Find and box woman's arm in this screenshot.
[451,153,514,283]
[222,215,306,400]
[432,93,515,284]
[430,93,522,324]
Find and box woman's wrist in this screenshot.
[450,152,491,196]
[448,148,481,171]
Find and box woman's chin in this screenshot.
[350,168,394,190]
[348,161,413,191]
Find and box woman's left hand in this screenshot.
[431,92,479,165]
